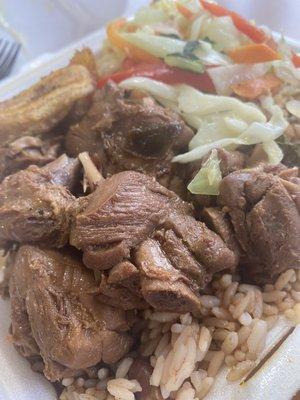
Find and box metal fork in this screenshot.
[0,39,20,79]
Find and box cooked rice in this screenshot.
[60,268,300,400]
[116,358,134,379]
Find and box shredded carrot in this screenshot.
[200,0,268,44]
[176,2,195,20]
[229,43,281,64]
[232,73,282,99]
[107,19,159,63]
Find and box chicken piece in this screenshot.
[71,170,237,313]
[70,171,177,270]
[0,64,94,145]
[0,154,80,248]
[9,245,134,381]
[218,166,300,283]
[65,82,193,179]
[98,261,148,310]
[201,207,240,266]
[0,134,62,182]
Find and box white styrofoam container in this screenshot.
[0,2,299,400]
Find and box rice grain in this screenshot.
[234,350,246,362]
[200,295,220,308]
[116,358,133,379]
[262,290,286,303]
[232,292,253,319]
[207,351,225,377]
[223,282,239,307]
[97,368,109,381]
[151,355,165,386]
[155,333,171,357]
[291,290,300,302]
[247,319,267,355]
[62,378,75,387]
[263,303,279,316]
[225,355,237,367]
[190,370,207,391]
[219,274,232,288]
[238,312,252,326]
[213,329,230,341]
[227,360,254,382]
[150,312,180,323]
[175,382,195,400]
[237,325,251,346]
[196,377,214,399]
[107,381,134,400]
[275,269,296,290]
[221,332,238,354]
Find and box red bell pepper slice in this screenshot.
[176,2,195,20]
[200,0,269,44]
[97,61,215,93]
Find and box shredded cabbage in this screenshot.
[120,78,288,165]
[187,149,222,195]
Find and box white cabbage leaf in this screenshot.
[189,15,208,41]
[187,149,222,195]
[120,77,178,102]
[123,31,229,69]
[262,140,284,165]
[122,32,185,58]
[199,16,248,51]
[177,85,265,121]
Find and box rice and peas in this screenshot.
[60,268,300,400]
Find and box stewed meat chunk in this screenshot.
[70,171,178,270]
[71,170,237,313]
[9,245,134,381]
[0,134,62,182]
[218,166,300,283]
[0,155,80,248]
[66,82,193,179]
